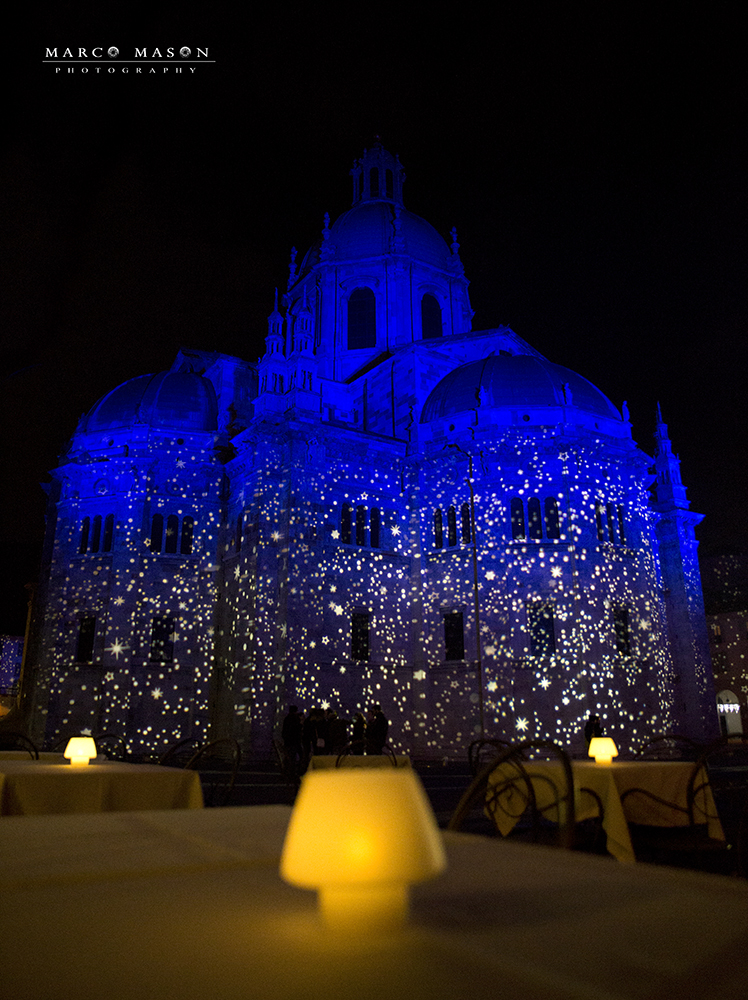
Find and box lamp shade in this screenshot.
[588,736,618,765]
[64,736,97,765]
[280,767,446,928]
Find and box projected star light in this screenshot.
[105,639,129,659]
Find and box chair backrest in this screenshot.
[91,732,128,761]
[0,731,39,759]
[467,737,514,775]
[635,733,705,761]
[335,741,398,766]
[158,736,203,767]
[184,738,242,807]
[449,739,576,849]
[689,736,748,833]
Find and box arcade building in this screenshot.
[24,144,718,758]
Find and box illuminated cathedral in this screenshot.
[26,144,718,757]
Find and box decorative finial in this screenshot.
[322,212,330,239]
[450,228,460,254]
[287,247,298,289]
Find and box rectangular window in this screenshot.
[75,617,96,663]
[150,616,175,663]
[351,612,370,662]
[527,602,556,657]
[613,605,631,655]
[444,610,465,661]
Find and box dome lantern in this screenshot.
[350,141,406,207]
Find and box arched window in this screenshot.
[150,616,174,663]
[544,497,560,539]
[594,503,605,542]
[369,167,379,197]
[165,514,179,554]
[434,509,444,549]
[528,498,543,540]
[617,505,626,545]
[447,505,457,547]
[79,517,90,554]
[461,503,471,543]
[511,498,525,541]
[341,504,352,544]
[347,287,376,349]
[76,617,96,663]
[90,514,102,553]
[352,612,370,662]
[421,293,442,339]
[370,507,381,549]
[613,604,631,655]
[444,611,465,661]
[102,514,114,552]
[181,516,194,555]
[606,503,617,544]
[150,514,163,553]
[356,505,366,546]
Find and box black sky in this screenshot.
[2,3,746,632]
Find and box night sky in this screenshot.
[2,4,745,633]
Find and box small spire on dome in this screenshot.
[450,227,465,276]
[320,212,334,261]
[287,247,298,290]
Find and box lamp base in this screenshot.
[319,885,408,931]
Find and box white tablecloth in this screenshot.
[0,759,204,815]
[1,805,746,999]
[487,759,724,862]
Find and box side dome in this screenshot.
[420,355,622,423]
[81,371,218,433]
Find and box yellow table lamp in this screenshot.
[280,767,446,930]
[64,736,97,766]
[588,737,618,765]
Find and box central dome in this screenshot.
[421,354,622,423]
[329,202,453,268]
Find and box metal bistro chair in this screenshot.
[90,732,129,761]
[184,738,242,808]
[0,731,39,759]
[158,736,203,768]
[448,740,577,849]
[634,732,706,762]
[335,741,399,766]
[624,735,748,876]
[467,737,515,776]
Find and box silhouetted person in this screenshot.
[366,703,389,753]
[282,705,302,754]
[584,713,602,747]
[351,712,366,753]
[325,709,348,754]
[281,705,303,779]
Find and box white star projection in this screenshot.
[105,639,129,660]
